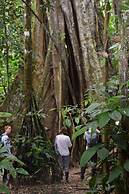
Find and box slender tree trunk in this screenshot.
[3,1,9,93]
[24,0,32,111]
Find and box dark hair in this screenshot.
[4,125,11,130]
[60,127,68,135]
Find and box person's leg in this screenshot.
[3,170,8,184]
[63,156,70,182]
[3,169,12,188]
[91,153,97,175]
[58,155,64,179]
[80,166,86,180]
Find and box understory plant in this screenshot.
[71,80,129,193]
[0,145,28,194]
[14,134,56,180]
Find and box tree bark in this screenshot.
[116,1,129,193]
[24,0,32,111]
[0,0,107,147]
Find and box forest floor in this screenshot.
[11,166,92,194]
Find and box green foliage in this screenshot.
[109,110,122,121]
[0,144,28,193]
[72,125,85,140]
[0,112,12,118]
[112,133,128,150]
[108,167,123,183]
[124,160,129,172]
[14,135,55,175]
[0,184,10,194]
[0,111,12,126]
[16,168,29,175]
[64,118,72,128]
[0,0,24,102]
[0,145,28,177]
[61,105,80,128]
[80,144,103,168]
[98,112,110,128]
[68,77,129,193]
[97,147,109,161]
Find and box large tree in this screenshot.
[0,0,110,156]
[32,0,106,135]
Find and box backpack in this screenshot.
[86,131,98,146]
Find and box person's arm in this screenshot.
[83,131,86,140]
[54,136,58,154]
[96,128,100,134]
[67,137,72,155]
[68,137,72,148]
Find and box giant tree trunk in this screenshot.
[31,0,107,163]
[32,0,106,131]
[0,0,107,158]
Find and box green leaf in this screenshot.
[85,103,101,114]
[98,112,110,128]
[124,160,129,172]
[89,176,97,189]
[107,96,122,109]
[0,159,13,171]
[7,155,24,166]
[108,167,123,183]
[0,112,12,118]
[64,118,72,128]
[72,121,98,140]
[86,121,98,131]
[97,147,109,161]
[121,107,129,117]
[0,159,17,178]
[75,117,80,124]
[90,109,102,118]
[0,119,5,124]
[9,166,17,178]
[0,184,10,194]
[109,110,122,121]
[84,100,89,107]
[80,144,103,168]
[16,168,29,175]
[0,146,8,155]
[112,134,127,150]
[72,126,86,140]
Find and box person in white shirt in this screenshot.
[55,127,72,182]
[80,128,100,180]
[84,128,100,149]
[1,125,12,186]
[1,125,12,155]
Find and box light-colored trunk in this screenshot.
[24,0,32,110]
